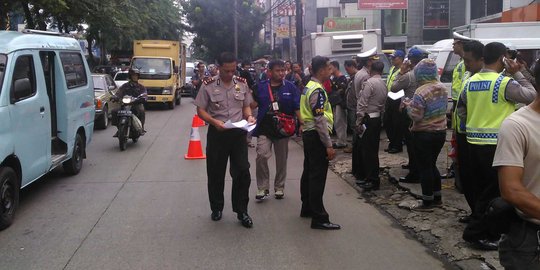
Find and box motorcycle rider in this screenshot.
[113,68,148,135]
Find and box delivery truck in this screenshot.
[302,29,390,76]
[131,40,185,109]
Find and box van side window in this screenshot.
[60,52,87,89]
[11,55,36,101]
[441,53,461,83]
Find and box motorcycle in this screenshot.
[114,94,144,151]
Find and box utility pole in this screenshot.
[380,10,385,49]
[295,0,302,65]
[288,13,292,61]
[234,0,238,58]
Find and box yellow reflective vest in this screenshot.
[452,60,465,101]
[465,72,514,145]
[300,80,334,133]
[386,66,400,90]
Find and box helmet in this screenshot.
[129,68,140,76]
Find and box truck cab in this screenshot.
[0,30,95,230]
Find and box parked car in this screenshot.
[181,62,195,96]
[92,65,119,77]
[92,74,120,129]
[113,70,129,87]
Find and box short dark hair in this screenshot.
[241,60,251,68]
[356,57,369,69]
[463,40,484,61]
[344,60,357,68]
[268,59,285,70]
[311,56,330,75]
[330,61,340,69]
[217,52,237,66]
[483,42,507,65]
[371,61,384,74]
[196,62,205,68]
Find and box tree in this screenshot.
[182,0,265,62]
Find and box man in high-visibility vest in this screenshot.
[455,40,484,225]
[384,50,405,153]
[457,42,536,250]
[300,56,340,230]
[445,33,471,180]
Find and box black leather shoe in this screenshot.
[237,213,253,228]
[211,211,222,221]
[399,176,420,183]
[355,179,367,186]
[467,239,498,251]
[401,164,410,169]
[361,181,380,191]
[311,222,341,230]
[458,215,472,224]
[387,148,403,154]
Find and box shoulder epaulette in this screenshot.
[234,76,247,84]
[203,77,216,85]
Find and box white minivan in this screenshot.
[0,30,94,230]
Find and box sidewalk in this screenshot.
[295,130,502,270]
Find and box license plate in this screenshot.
[147,96,156,100]
[117,110,132,116]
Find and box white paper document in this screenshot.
[388,90,405,100]
[224,120,256,132]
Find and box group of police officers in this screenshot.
[192,34,538,246]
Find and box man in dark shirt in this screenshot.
[329,61,348,149]
[238,60,256,90]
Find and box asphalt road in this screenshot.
[0,99,451,270]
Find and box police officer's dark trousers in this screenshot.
[357,117,382,182]
[463,144,501,242]
[206,125,251,214]
[348,109,361,179]
[384,99,402,150]
[300,130,330,224]
[456,133,475,212]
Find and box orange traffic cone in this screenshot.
[184,118,206,160]
[194,114,205,127]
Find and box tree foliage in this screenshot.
[2,0,183,53]
[181,0,265,62]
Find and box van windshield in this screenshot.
[131,58,172,80]
[0,54,6,93]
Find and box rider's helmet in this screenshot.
[129,68,141,76]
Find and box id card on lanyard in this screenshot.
[268,83,279,111]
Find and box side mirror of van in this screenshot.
[11,78,32,104]
[108,85,116,92]
[174,66,179,74]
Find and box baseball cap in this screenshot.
[390,50,406,58]
[407,47,425,59]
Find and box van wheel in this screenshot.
[96,106,108,130]
[0,167,19,231]
[63,133,84,175]
[167,100,175,110]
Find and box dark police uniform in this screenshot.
[193,75,253,216]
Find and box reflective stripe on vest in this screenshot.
[300,80,334,132]
[465,72,514,145]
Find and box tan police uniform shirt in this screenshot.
[356,75,388,125]
[194,76,253,122]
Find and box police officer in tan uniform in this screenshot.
[194,52,256,228]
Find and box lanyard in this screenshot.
[267,83,275,102]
